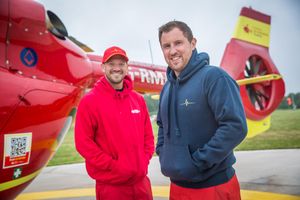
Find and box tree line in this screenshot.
[278,92,300,109]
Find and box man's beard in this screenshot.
[106,73,123,85]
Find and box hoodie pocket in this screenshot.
[159,143,203,182]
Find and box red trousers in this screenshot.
[96,176,153,200]
[170,174,241,200]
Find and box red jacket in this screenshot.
[75,76,154,185]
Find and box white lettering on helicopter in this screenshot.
[128,67,166,85]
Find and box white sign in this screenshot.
[3,133,32,169]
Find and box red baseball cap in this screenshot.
[102,46,129,63]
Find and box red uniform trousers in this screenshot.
[96,176,153,200]
[170,174,241,200]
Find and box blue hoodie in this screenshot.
[156,49,247,188]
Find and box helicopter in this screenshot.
[0,0,284,199]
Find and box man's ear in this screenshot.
[191,38,197,50]
[101,63,105,72]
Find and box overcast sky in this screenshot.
[38,0,300,94]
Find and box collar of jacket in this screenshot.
[167,49,209,84]
[95,75,133,99]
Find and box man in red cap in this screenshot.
[75,46,154,200]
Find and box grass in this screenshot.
[47,124,84,166]
[47,109,300,166]
[236,109,300,150]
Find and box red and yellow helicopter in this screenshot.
[0,0,284,199]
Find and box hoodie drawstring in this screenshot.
[167,79,181,137]
[174,79,181,136]
[167,83,172,137]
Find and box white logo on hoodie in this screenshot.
[131,109,140,114]
[180,99,195,107]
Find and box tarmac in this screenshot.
[17,149,300,200]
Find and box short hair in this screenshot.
[158,21,194,44]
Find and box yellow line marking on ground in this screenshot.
[241,190,300,200]
[152,186,169,197]
[16,188,94,200]
[16,187,300,200]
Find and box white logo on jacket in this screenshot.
[180,99,195,107]
[131,109,140,114]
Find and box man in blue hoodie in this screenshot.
[156,21,248,200]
